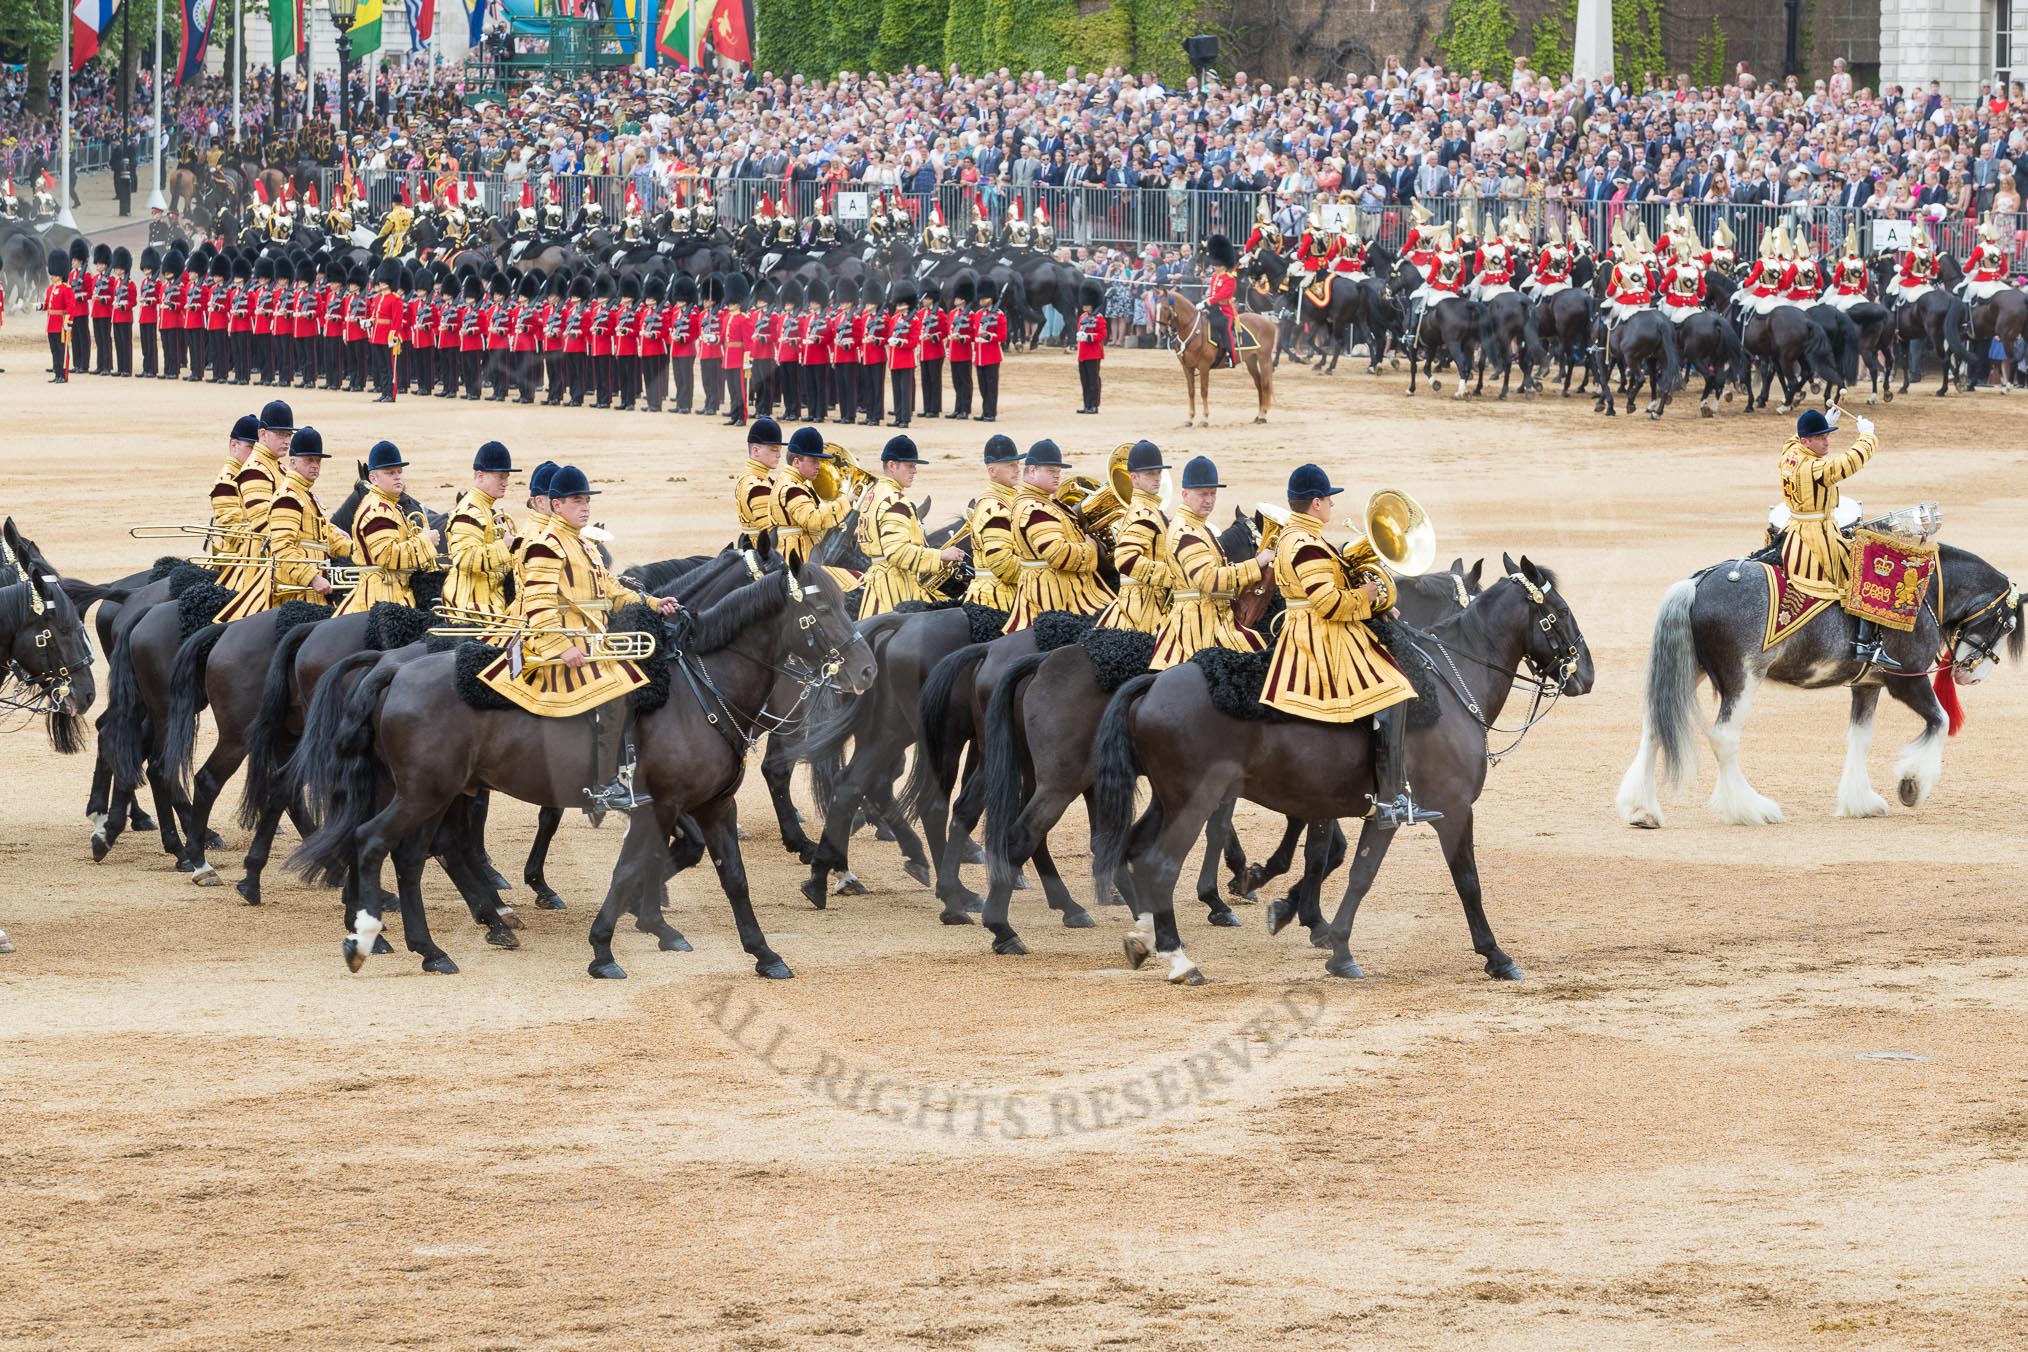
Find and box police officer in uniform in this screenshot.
[1148,455,1275,670]
[1259,464,1436,828]
[1093,440,1174,633]
[1002,439,1114,633]
[335,440,443,615]
[857,436,968,618]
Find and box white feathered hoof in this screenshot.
[344,912,385,973]
[1452,384,1468,400]
[1866,393,1879,405]
[1894,734,1944,808]
[1775,402,1791,414]
[1708,782,1785,826]
[1836,788,1891,819]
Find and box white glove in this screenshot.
[1855,415,1875,437]
[1823,404,1841,429]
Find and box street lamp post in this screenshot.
[328,0,359,150]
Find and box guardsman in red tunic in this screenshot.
[540,271,569,404]
[226,256,255,383]
[88,242,115,374]
[772,277,803,419]
[827,278,857,423]
[137,246,162,377]
[457,269,487,399]
[1402,203,1439,275]
[885,281,920,429]
[720,274,752,427]
[409,263,438,395]
[971,279,1007,420]
[665,273,697,413]
[945,273,975,417]
[855,290,884,425]
[560,273,590,405]
[250,256,275,383]
[158,250,184,378]
[109,246,136,376]
[916,289,945,418]
[434,266,464,396]
[488,270,519,402]
[41,248,73,382]
[1203,233,1241,369]
[1660,237,1707,324]
[1073,277,1107,413]
[205,253,233,382]
[1823,226,1871,312]
[612,274,641,409]
[696,276,726,417]
[637,273,669,412]
[369,259,405,402]
[319,260,346,388]
[65,238,92,375]
[343,266,371,392]
[1891,220,1939,305]
[1294,203,1337,322]
[1960,214,2012,302]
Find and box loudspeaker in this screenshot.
[1182,34,1219,72]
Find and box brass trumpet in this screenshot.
[812,443,878,503]
[924,520,976,593]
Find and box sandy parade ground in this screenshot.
[2,318,2025,1349]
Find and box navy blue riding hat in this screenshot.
[529,461,560,497]
[259,399,296,433]
[473,440,518,474]
[1286,463,1343,501]
[289,427,329,460]
[1795,408,1832,437]
[786,426,831,461]
[548,465,600,498]
[983,434,1020,464]
[1181,455,1223,490]
[1126,439,1167,473]
[1025,439,1069,468]
[230,414,262,445]
[748,416,784,447]
[882,435,923,464]
[366,440,409,472]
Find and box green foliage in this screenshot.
[942,0,988,73]
[1612,0,1663,86]
[1439,0,1517,78]
[1527,0,1577,83]
[1691,17,1726,89]
[760,0,1195,86]
[874,0,950,71]
[0,0,64,64]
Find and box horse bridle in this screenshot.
[1403,573,1580,765]
[1943,584,2021,678]
[0,574,80,718]
[670,557,849,757]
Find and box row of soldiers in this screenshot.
[200,399,671,809]
[735,423,1436,827]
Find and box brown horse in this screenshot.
[1153,290,1278,426]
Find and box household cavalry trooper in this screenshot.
[734,417,784,549]
[336,440,442,615]
[217,426,354,623]
[1258,463,1437,829]
[476,465,682,817]
[962,434,1025,611]
[442,439,522,619]
[1149,455,1276,671]
[1002,439,1115,633]
[855,435,969,618]
[770,426,852,570]
[1094,440,1176,634]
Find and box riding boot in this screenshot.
[584,702,650,822]
[1368,703,1442,829]
[1854,617,1902,671]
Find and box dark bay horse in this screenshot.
[1088,558,1594,983]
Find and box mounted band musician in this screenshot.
[1775,407,1897,666]
[963,435,1024,611]
[771,426,852,569]
[1259,464,1438,829]
[475,465,681,814]
[856,435,968,618]
[442,439,522,620]
[206,414,264,573]
[217,426,354,623]
[734,417,784,549]
[1093,440,1175,634]
[1148,456,1274,671]
[1002,439,1114,633]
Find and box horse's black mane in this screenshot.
[686,568,794,654]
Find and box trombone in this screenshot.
[426,605,656,666]
[131,524,262,540]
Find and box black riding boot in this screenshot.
[1854,617,1901,670]
[1369,703,1442,829]
[584,703,650,822]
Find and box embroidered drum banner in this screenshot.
[1843,527,1938,632]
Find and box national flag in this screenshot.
[175,0,216,84]
[405,0,435,50]
[707,0,748,63]
[71,0,121,72]
[463,0,487,46]
[656,0,697,67]
[272,0,305,65]
[348,0,384,58]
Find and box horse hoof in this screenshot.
[234,879,262,906]
[1123,931,1151,969]
[992,934,1029,956]
[422,955,459,975]
[1011,870,1031,892]
[485,867,512,892]
[372,935,394,955]
[1207,909,1241,928]
[1897,777,1922,807]
[955,889,985,913]
[1700,405,1714,419]
[1866,394,1878,406]
[833,873,868,897]
[961,838,986,865]
[205,830,225,850]
[343,939,366,973]
[755,956,795,980]
[902,859,933,888]
[800,878,828,909]
[938,908,976,926]
[1325,955,1367,979]
[1308,927,1333,950]
[175,857,195,874]
[588,960,628,980]
[484,925,520,950]
[130,811,157,832]
[1060,907,1095,929]
[1170,963,1207,987]
[1486,956,1526,981]
[534,891,566,911]
[873,822,898,843]
[190,862,222,887]
[658,933,693,953]
[1266,898,1296,935]
[494,905,523,930]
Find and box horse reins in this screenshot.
[667,563,846,757]
[1398,574,1581,766]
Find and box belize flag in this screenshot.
[176,0,218,84]
[71,0,122,71]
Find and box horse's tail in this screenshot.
[1645,579,1703,794]
[240,618,319,830]
[901,641,990,822]
[1659,317,1682,395]
[1943,295,1980,383]
[99,623,149,790]
[981,651,1049,887]
[286,651,395,887]
[59,578,129,614]
[162,623,227,793]
[1088,672,1158,905]
[1476,301,1506,373]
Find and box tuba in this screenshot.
[1055,444,1136,539]
[1345,489,1437,611]
[812,442,878,504]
